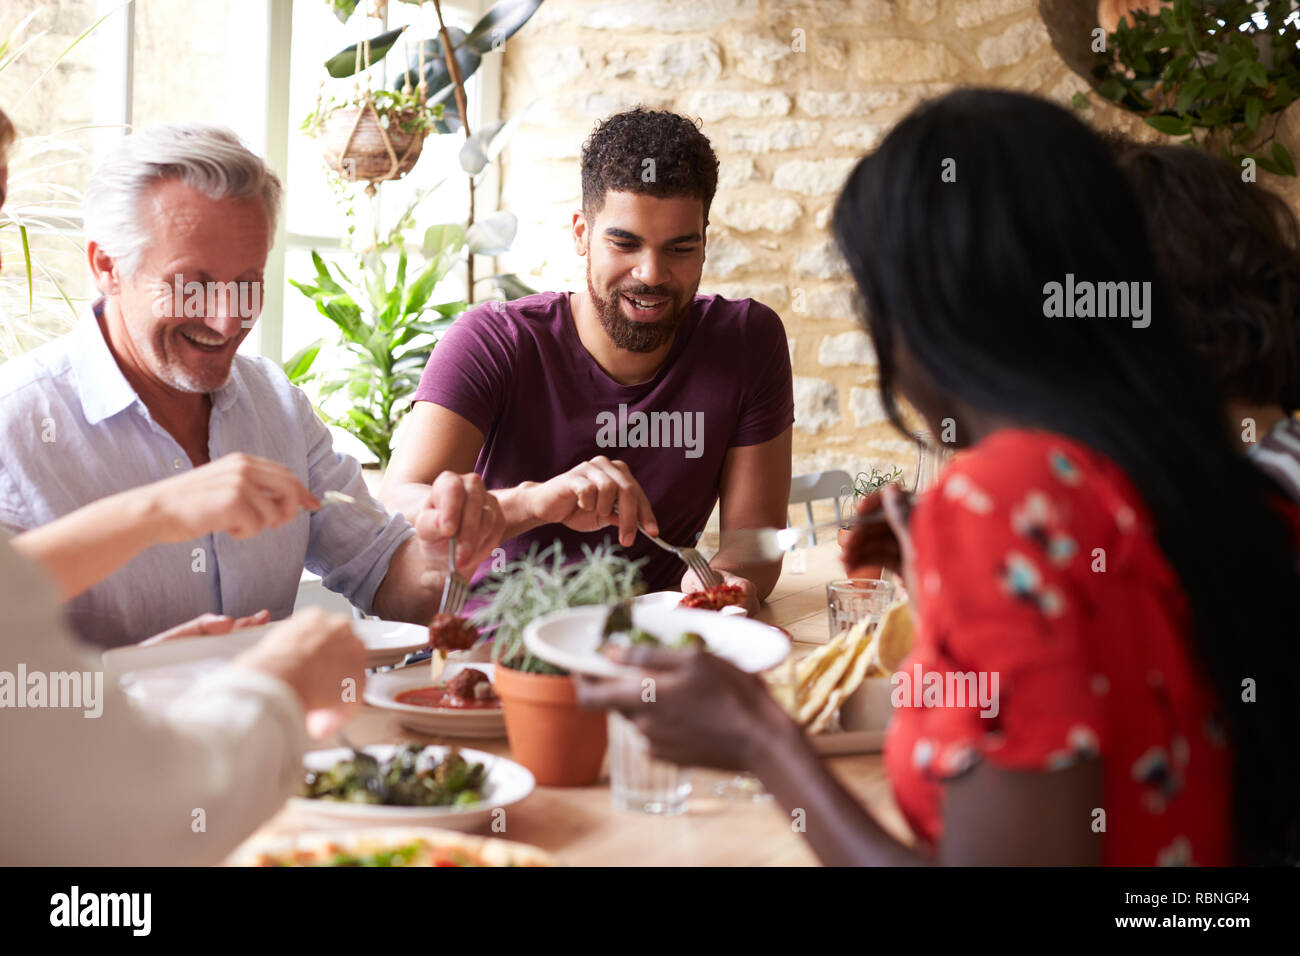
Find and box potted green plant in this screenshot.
[1062,0,1300,175]
[472,542,646,787]
[839,465,904,579]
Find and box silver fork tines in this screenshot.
[638,528,723,589]
[438,534,470,616]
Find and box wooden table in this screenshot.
[250,542,911,866]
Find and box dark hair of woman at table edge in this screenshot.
[831,88,1300,866]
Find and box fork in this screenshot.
[438,535,471,616]
[637,526,724,589]
[321,489,390,525]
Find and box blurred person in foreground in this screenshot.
[579,90,1300,866]
[1112,140,1300,503]
[0,106,364,865]
[0,123,504,648]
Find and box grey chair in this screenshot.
[788,470,853,546]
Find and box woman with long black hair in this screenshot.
[578,89,1300,866]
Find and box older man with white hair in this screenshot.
[0,124,503,647]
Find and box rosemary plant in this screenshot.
[472,541,647,675]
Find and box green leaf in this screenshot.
[391,31,480,102]
[484,273,536,300]
[1244,95,1262,131]
[1174,75,1206,112]
[325,27,407,78]
[1144,114,1193,136]
[401,256,451,316]
[1071,91,1090,110]
[282,341,322,383]
[422,223,466,258]
[464,0,545,54]
[1273,141,1296,177]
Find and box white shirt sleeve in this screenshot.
[0,538,307,865]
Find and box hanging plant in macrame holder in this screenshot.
[313,18,436,193]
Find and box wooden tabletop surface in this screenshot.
[244,541,913,866]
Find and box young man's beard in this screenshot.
[587,262,695,353]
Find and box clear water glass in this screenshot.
[608,711,692,815]
[826,578,896,642]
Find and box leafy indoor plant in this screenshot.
[471,542,646,786]
[0,4,122,360]
[839,465,904,579]
[1072,0,1300,174]
[285,0,540,467]
[285,223,468,468]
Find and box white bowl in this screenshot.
[523,604,790,679]
[840,676,896,732]
[364,663,506,739]
[287,744,533,832]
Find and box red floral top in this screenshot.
[884,429,1233,866]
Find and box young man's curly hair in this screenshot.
[580,108,719,225]
[1109,138,1300,413]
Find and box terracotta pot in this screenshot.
[837,526,883,581]
[494,664,607,787]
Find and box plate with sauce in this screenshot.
[365,662,506,738]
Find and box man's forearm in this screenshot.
[492,483,547,539]
[11,490,164,599]
[371,538,442,624]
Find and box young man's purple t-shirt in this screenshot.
[412,291,794,592]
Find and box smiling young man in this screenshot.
[381,109,794,607]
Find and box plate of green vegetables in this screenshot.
[288,744,533,831]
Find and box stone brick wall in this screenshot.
[496,0,1161,484]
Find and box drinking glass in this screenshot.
[826,578,895,642]
[712,654,797,802]
[608,711,692,815]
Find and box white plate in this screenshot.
[523,604,790,679]
[104,618,430,683]
[364,662,506,739]
[287,744,532,832]
[633,591,747,616]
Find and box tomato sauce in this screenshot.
[395,686,501,710]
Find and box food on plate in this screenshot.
[601,623,707,654]
[394,667,502,710]
[775,601,915,735]
[427,613,480,679]
[301,744,487,807]
[236,829,554,867]
[868,600,915,674]
[679,584,746,611]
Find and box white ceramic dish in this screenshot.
[363,662,506,739]
[633,590,747,616]
[104,618,430,682]
[287,744,532,831]
[523,604,790,679]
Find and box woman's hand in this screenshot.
[843,484,918,598]
[232,607,367,738]
[575,645,789,772]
